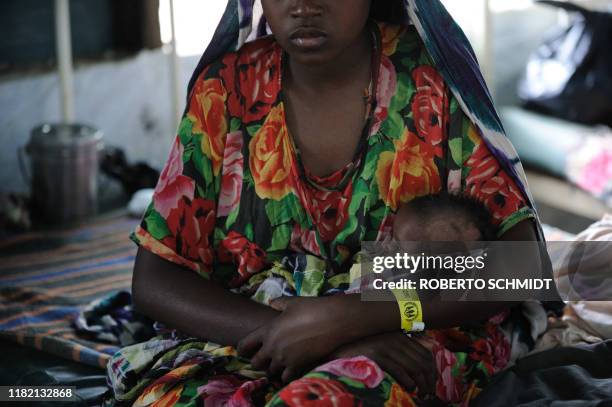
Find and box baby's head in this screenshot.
[392,194,496,242]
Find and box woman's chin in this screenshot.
[286,49,342,67]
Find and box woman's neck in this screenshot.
[286,28,372,94]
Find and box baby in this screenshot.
[242,193,495,304]
[378,193,495,301]
[392,193,496,242]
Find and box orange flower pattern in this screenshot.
[249,105,295,201]
[377,128,441,210]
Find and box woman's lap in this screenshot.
[105,320,510,406]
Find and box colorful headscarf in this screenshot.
[187,0,544,239]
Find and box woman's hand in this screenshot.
[330,332,437,397]
[237,296,356,382]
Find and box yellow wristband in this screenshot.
[391,289,424,333]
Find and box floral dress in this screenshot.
[107,22,536,406]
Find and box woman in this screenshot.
[106,0,546,405]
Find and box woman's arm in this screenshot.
[241,219,542,368]
[132,248,278,346]
[332,219,539,336]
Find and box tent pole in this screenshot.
[483,0,495,100]
[54,0,75,124]
[169,0,182,126]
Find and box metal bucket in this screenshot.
[24,124,103,225]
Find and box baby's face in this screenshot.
[392,206,482,242]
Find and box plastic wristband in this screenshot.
[391,289,425,333]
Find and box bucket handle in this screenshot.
[18,145,31,186]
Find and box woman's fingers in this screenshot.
[404,335,433,361]
[326,333,435,397]
[378,354,417,393]
[237,328,263,357]
[281,366,300,384]
[407,338,437,395]
[413,370,432,397]
[250,350,272,371]
[425,368,437,398]
[400,340,435,397]
[268,357,285,378]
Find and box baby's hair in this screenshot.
[405,193,498,241]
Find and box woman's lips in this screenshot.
[289,28,328,50]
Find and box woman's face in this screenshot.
[261,0,371,65]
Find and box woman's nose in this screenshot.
[289,0,323,18]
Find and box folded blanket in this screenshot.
[74,291,154,347]
[0,214,139,368]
